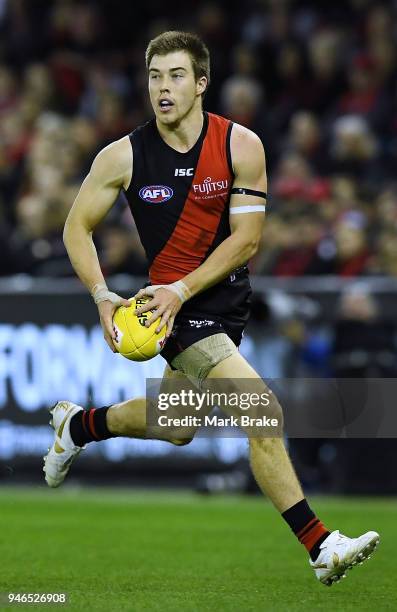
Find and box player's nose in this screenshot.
[159,76,172,91]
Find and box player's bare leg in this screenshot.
[204,350,380,585]
[106,397,194,445]
[106,365,199,444]
[106,365,192,439]
[43,365,197,488]
[206,352,303,512]
[106,397,148,437]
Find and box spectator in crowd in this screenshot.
[328,286,397,492]
[0,0,396,278]
[304,30,345,116]
[282,111,328,175]
[332,286,397,378]
[328,115,383,186]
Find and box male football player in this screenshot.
[44,31,379,585]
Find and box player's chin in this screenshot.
[156,109,179,125]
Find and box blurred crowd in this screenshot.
[1,0,397,278]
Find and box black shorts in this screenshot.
[142,267,252,367]
[160,312,247,368]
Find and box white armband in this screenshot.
[230,205,266,214]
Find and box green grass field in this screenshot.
[0,488,395,611]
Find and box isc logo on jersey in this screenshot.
[139,185,173,204]
[175,168,194,176]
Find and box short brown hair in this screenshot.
[145,31,210,89]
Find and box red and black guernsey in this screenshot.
[124,111,252,330]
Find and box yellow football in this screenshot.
[112,297,167,361]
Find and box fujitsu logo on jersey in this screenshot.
[192,176,229,199]
[139,185,173,204]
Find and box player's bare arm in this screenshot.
[183,123,267,291]
[63,136,132,351]
[135,124,266,334]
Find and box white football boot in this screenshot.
[43,401,85,488]
[311,529,380,586]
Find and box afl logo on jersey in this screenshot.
[139,185,173,204]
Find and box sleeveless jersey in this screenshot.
[124,111,251,325]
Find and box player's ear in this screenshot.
[196,76,207,97]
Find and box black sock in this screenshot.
[70,406,115,447]
[282,499,330,561]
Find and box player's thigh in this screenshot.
[204,351,283,431]
[206,351,260,379]
[170,332,239,384]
